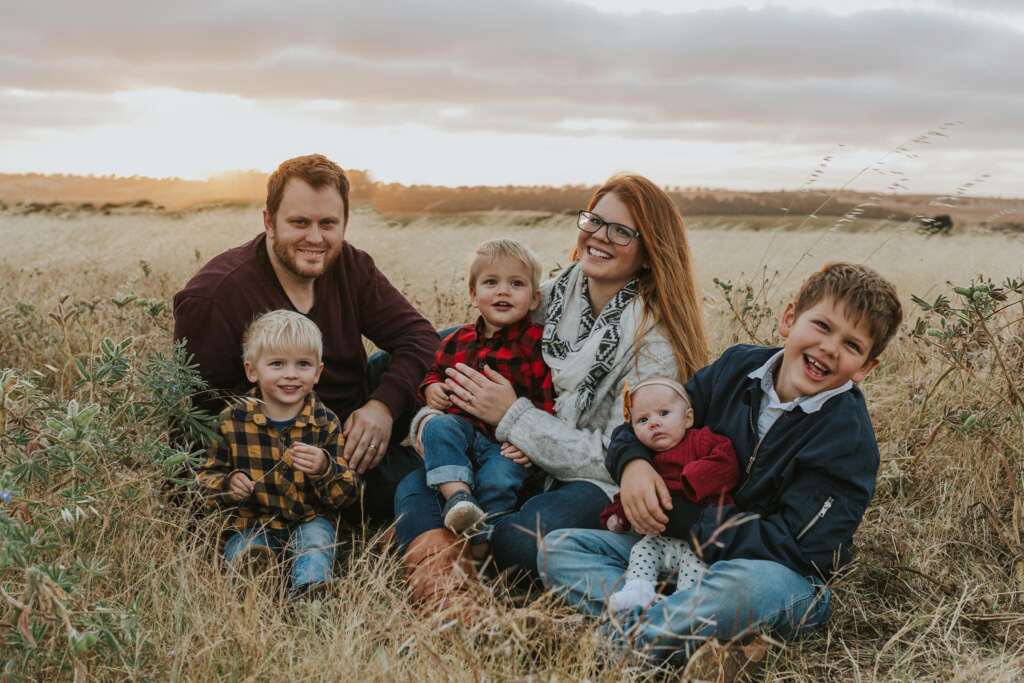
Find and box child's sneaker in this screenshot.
[442,490,486,535]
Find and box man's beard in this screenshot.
[271,239,340,279]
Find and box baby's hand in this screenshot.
[288,442,329,475]
[226,472,255,502]
[424,383,452,411]
[606,513,627,533]
[501,442,532,468]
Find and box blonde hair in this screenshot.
[468,238,544,293]
[242,309,323,363]
[574,174,709,381]
[622,378,690,422]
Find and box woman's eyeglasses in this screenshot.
[577,210,641,247]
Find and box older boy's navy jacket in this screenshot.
[606,344,879,579]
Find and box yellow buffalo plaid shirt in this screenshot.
[196,389,359,531]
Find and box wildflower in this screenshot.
[0,490,12,504]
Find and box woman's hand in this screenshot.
[619,459,673,535]
[444,364,518,426]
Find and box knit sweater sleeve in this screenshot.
[494,328,679,486]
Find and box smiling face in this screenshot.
[263,178,346,281]
[576,191,647,293]
[630,384,694,452]
[775,295,880,403]
[244,346,324,420]
[471,255,541,337]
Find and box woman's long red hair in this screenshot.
[573,174,708,381]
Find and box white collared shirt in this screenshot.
[747,350,853,440]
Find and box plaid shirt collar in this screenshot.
[472,314,535,344]
[233,387,326,428]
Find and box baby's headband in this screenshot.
[622,377,690,422]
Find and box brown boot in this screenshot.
[680,636,771,682]
[402,528,479,615]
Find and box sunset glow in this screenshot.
[3,0,1022,195]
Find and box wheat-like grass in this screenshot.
[1,208,1022,680]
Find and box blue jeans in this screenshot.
[539,529,832,665]
[394,468,608,578]
[421,414,529,516]
[223,516,337,592]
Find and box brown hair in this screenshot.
[469,238,543,293]
[793,262,903,360]
[573,174,708,381]
[266,154,350,223]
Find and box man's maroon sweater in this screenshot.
[172,234,438,423]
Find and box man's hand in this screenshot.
[424,383,452,411]
[226,472,255,502]
[500,442,532,468]
[620,459,672,535]
[289,442,329,476]
[343,399,393,474]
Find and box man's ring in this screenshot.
[369,442,377,449]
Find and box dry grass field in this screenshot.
[1,207,1023,681]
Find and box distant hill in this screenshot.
[0,171,1020,228]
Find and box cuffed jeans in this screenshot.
[421,413,529,516]
[223,516,336,592]
[394,469,608,578]
[538,529,832,665]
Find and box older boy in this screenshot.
[411,238,555,536]
[540,262,902,668]
[196,310,359,598]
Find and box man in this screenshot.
[173,154,438,520]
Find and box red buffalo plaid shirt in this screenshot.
[421,316,555,438]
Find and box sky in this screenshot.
[2,0,1023,195]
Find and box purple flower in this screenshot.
[0,490,12,504]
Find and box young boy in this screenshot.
[599,379,738,613]
[540,262,903,667]
[196,309,359,598]
[411,238,554,536]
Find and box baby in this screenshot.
[601,378,739,612]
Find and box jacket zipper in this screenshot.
[734,405,764,496]
[797,496,835,540]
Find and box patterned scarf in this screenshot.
[542,263,640,414]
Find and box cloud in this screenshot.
[0,1,1022,153]
[0,89,132,143]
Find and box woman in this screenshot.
[395,174,708,605]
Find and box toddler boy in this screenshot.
[196,309,359,598]
[541,262,903,667]
[411,238,554,536]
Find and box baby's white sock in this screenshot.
[607,579,657,612]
